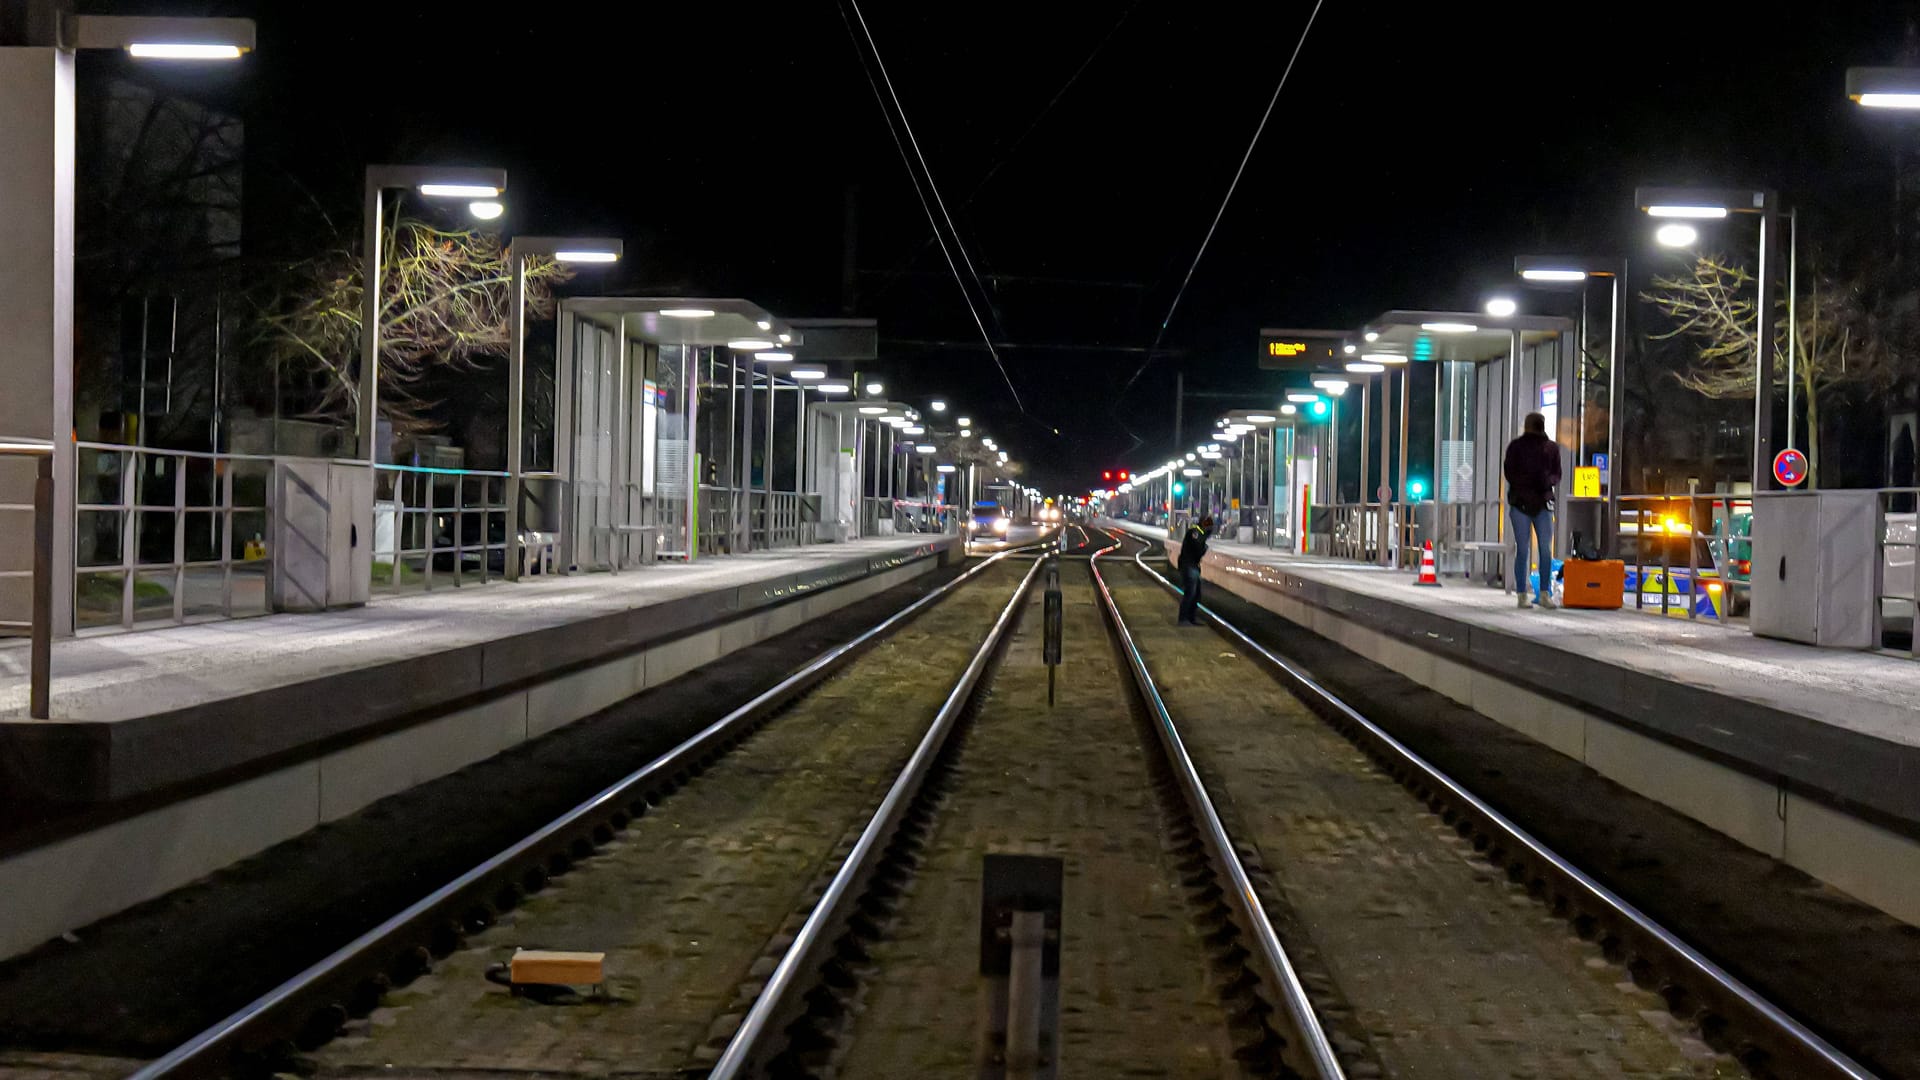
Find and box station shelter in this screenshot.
[1254,314,1581,583]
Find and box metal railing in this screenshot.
[0,439,54,717]
[1875,489,1916,658]
[372,463,509,593]
[72,442,276,630]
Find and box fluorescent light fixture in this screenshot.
[754,351,793,363]
[1421,322,1477,333]
[1485,297,1517,317]
[1202,452,1222,460]
[1312,378,1350,394]
[1364,331,1379,342]
[1246,413,1277,423]
[1361,353,1408,364]
[1186,453,1197,461]
[127,42,243,59]
[930,400,947,412]
[917,444,936,454]
[1286,392,1319,403]
[418,183,501,198]
[554,250,618,263]
[1211,432,1232,442]
[1860,93,1920,109]
[1646,204,1727,219]
[865,382,884,395]
[1656,223,1699,247]
[1347,361,1386,374]
[859,405,887,415]
[727,339,775,351]
[937,464,957,473]
[998,451,1009,461]
[790,367,829,381]
[467,201,504,220]
[1183,467,1203,476]
[817,382,851,393]
[779,333,793,344]
[958,416,971,426]
[883,415,908,425]
[756,320,772,331]
[1520,268,1589,282]
[1343,343,1357,355]
[903,425,925,435]
[1280,403,1298,415]
[660,308,715,318]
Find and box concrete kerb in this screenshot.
[1148,533,1920,928]
[0,542,953,960]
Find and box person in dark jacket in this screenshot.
[1176,515,1213,625]
[1503,412,1562,609]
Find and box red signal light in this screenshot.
[1119,470,1130,481]
[1102,470,1113,481]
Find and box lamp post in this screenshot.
[1634,186,1781,491]
[1,10,253,637]
[360,165,509,464]
[502,236,621,579]
[1514,255,1627,553]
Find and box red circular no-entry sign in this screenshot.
[1773,447,1808,487]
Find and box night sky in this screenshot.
[90,0,1919,492]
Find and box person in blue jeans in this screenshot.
[1503,412,1561,609]
[1176,515,1214,625]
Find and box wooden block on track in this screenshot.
[509,949,606,987]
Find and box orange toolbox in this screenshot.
[1560,559,1624,610]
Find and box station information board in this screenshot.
[1257,331,1345,371]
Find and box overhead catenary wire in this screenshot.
[1120,0,1329,396]
[839,0,1028,416]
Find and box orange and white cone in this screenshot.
[1414,540,1442,587]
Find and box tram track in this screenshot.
[120,541,1054,1080]
[1094,529,1879,1080]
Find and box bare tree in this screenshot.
[254,218,571,438]
[1644,255,1895,485]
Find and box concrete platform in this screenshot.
[1107,518,1920,925]
[0,535,960,959]
[0,535,956,809]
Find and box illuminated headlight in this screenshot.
[993,517,1010,534]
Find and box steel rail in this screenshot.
[1125,536,1880,1080]
[134,540,1047,1080]
[1088,533,1347,1080]
[708,551,1049,1078]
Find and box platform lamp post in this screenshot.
[1514,255,1627,554]
[0,12,254,639]
[1634,187,1782,492]
[359,166,509,465]
[503,236,622,579]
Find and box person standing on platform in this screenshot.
[1504,412,1561,609]
[1177,514,1214,625]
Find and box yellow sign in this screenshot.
[1267,341,1308,357]
[1573,466,1600,498]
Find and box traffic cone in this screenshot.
[1414,540,1442,587]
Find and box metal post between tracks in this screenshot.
[1043,555,1062,707]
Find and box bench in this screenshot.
[593,523,661,573]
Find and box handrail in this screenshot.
[1091,534,1346,1080]
[0,440,54,718]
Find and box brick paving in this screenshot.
[835,569,1246,1079]
[1106,563,1737,1079]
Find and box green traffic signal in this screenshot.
[1171,481,1186,496]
